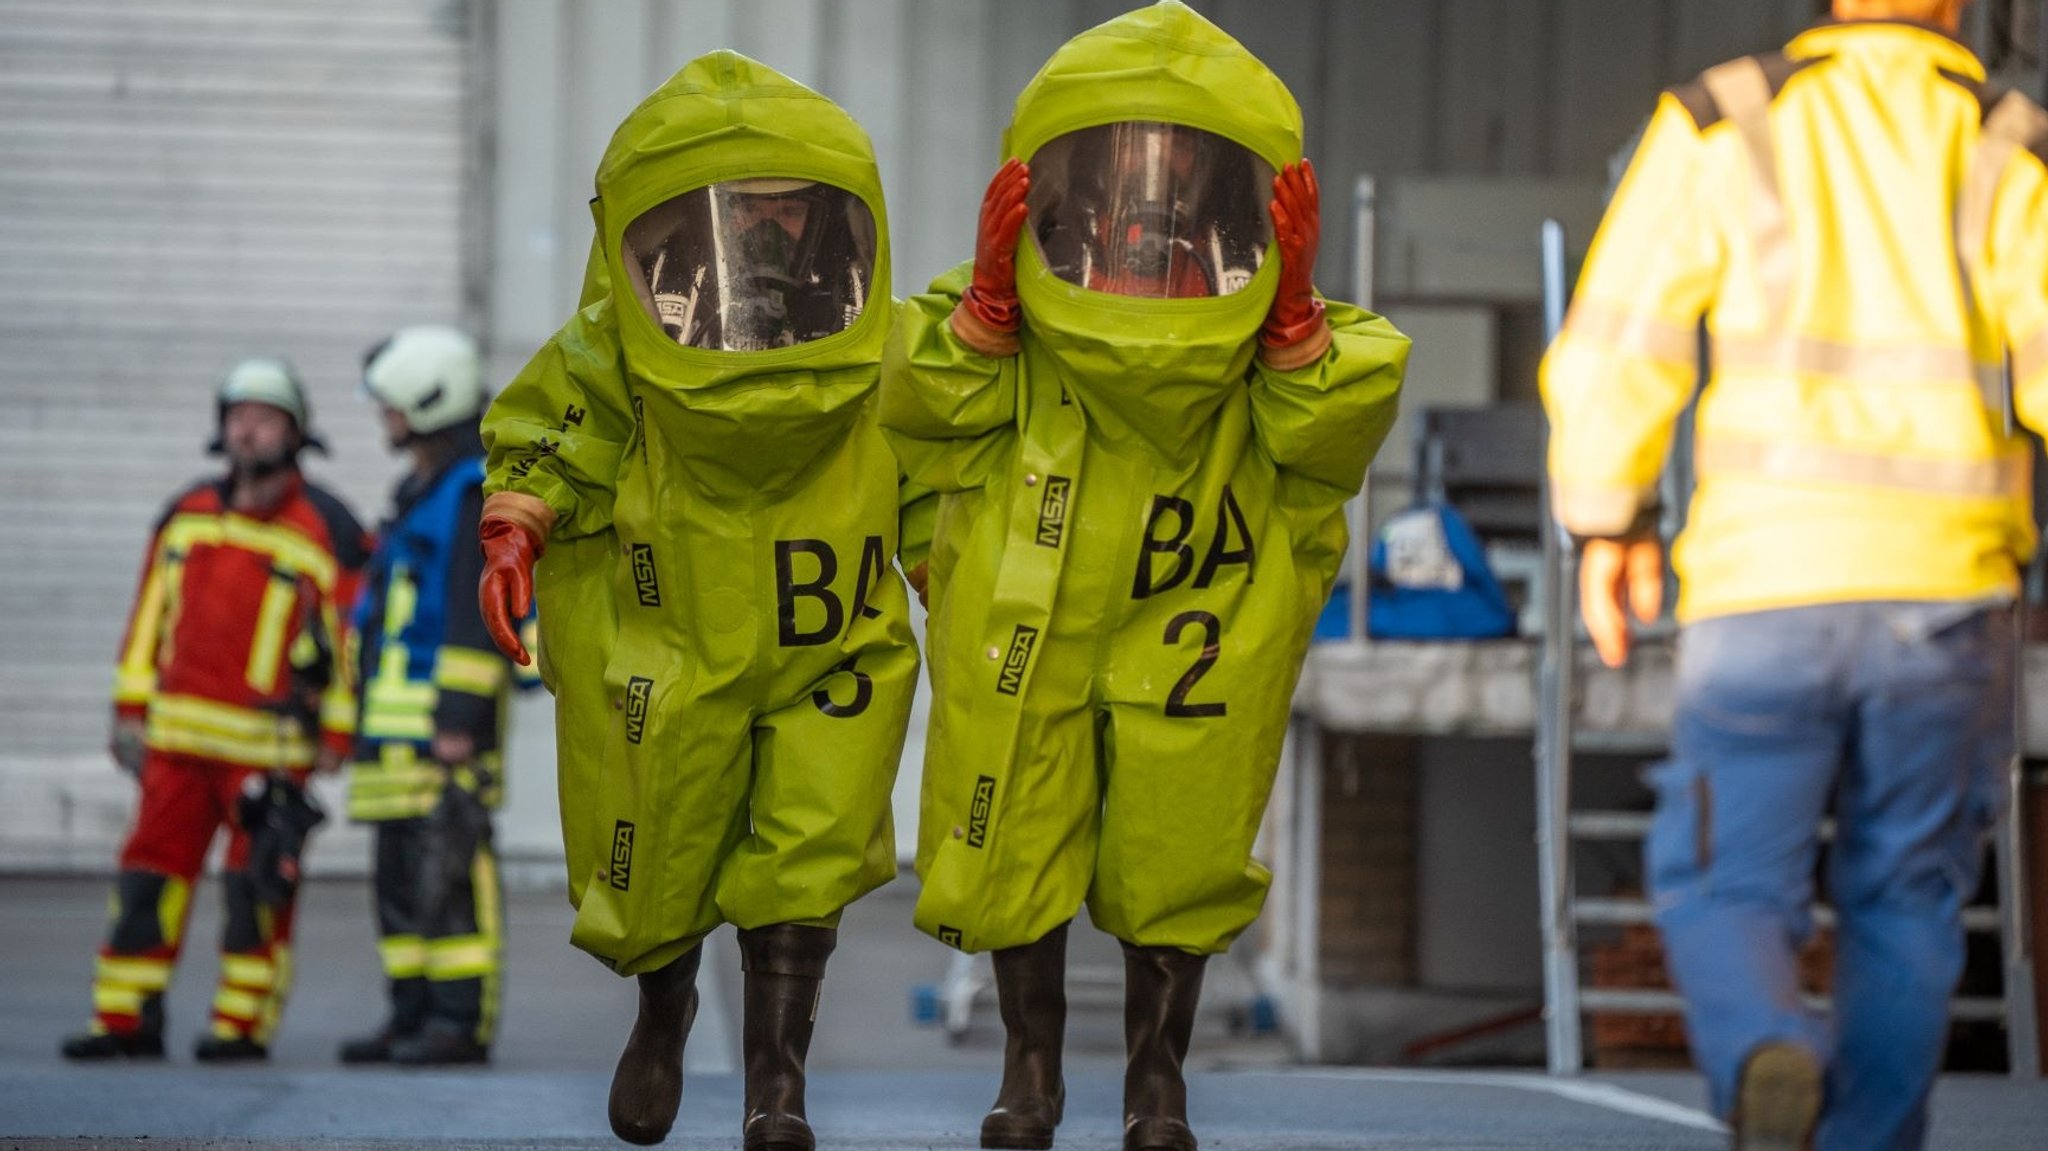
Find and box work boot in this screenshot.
[391,1018,489,1066]
[981,922,1070,1150]
[338,1030,400,1064]
[739,923,837,1151]
[340,975,430,1063]
[60,1029,165,1061]
[1120,941,1208,1151]
[608,945,702,1146]
[193,1034,269,1063]
[1732,1041,1821,1151]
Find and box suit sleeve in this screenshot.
[482,311,636,541]
[1540,92,1723,537]
[879,267,1020,494]
[1248,298,1408,505]
[111,510,176,720]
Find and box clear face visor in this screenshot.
[1024,122,1273,299]
[621,178,877,352]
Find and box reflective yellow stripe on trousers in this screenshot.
[425,934,498,980]
[220,954,277,991]
[96,955,173,991]
[379,934,427,979]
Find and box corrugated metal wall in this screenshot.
[0,0,472,758]
[483,0,1834,371]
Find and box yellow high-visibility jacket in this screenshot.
[1542,19,2048,622]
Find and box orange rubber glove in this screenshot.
[960,159,1031,335]
[478,516,540,666]
[1260,159,1327,353]
[1579,536,1665,669]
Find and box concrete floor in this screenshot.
[3,875,2044,1148]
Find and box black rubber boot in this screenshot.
[338,1031,396,1064]
[739,923,837,1151]
[608,945,703,1146]
[1120,942,1208,1151]
[193,1034,269,1063]
[981,922,1070,1150]
[340,976,430,1064]
[390,1018,489,1065]
[60,1029,165,1060]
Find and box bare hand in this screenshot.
[432,730,476,767]
[1579,537,1664,668]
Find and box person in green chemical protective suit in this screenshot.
[879,5,1408,1150]
[474,52,930,1151]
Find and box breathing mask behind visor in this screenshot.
[621,176,877,353]
[1025,121,1273,300]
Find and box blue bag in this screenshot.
[1364,502,1516,639]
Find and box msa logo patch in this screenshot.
[995,625,1038,696]
[624,676,653,744]
[938,926,963,948]
[610,820,635,891]
[630,543,661,607]
[967,775,997,849]
[1035,475,1072,548]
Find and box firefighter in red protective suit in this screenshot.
[60,359,372,1063]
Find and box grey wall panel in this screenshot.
[984,0,1074,127]
[1551,0,1669,176]
[487,0,570,353]
[1436,0,1553,176]
[815,1,914,295]
[899,0,993,294]
[1207,0,1325,126]
[1316,1,1434,299]
[1667,0,1806,79]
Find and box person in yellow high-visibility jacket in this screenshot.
[1541,3,2048,1147]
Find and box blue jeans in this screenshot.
[1649,601,2012,1151]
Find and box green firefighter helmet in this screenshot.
[210,356,326,455]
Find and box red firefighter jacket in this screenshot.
[113,471,372,769]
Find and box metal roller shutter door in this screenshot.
[0,1,469,785]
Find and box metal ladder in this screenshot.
[1532,218,2042,1077]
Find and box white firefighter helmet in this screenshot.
[361,325,485,436]
[211,356,325,454]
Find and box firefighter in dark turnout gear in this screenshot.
[340,326,530,1066]
[63,358,371,1063]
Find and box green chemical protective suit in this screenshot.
[882,3,1408,958]
[482,52,923,978]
